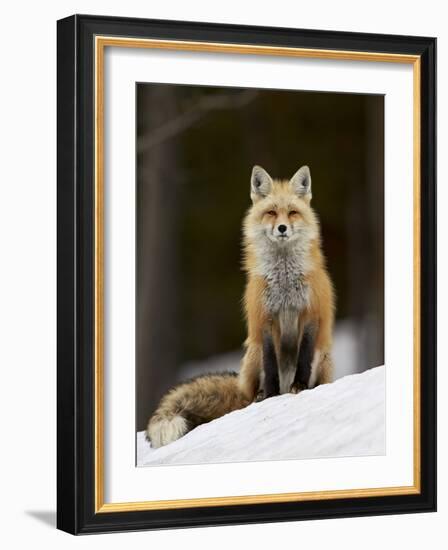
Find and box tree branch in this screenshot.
[137,89,259,153]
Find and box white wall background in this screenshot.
[0,0,443,547]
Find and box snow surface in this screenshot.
[137,365,385,466]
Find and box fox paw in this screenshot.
[255,390,265,402]
[290,382,307,394]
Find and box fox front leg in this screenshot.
[260,329,279,399]
[290,325,315,393]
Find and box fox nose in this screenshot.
[278,224,287,234]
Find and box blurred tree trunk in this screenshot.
[346,97,384,372]
[136,86,181,431]
[363,97,385,369]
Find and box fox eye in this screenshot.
[289,210,299,216]
[266,210,276,216]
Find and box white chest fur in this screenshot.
[257,243,310,316]
[254,240,313,394]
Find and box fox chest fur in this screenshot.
[261,249,310,316]
[255,240,311,319]
[254,241,313,394]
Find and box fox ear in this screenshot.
[251,165,273,202]
[290,166,312,201]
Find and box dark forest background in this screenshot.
[136,83,384,431]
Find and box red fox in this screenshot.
[146,165,335,448]
[239,165,335,401]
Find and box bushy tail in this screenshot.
[146,372,249,448]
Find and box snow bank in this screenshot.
[137,365,385,467]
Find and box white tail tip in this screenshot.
[147,415,188,448]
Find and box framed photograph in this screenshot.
[57,14,436,534]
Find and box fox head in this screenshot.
[244,165,319,248]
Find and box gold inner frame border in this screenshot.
[94,36,421,513]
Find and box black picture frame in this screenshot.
[57,14,436,535]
